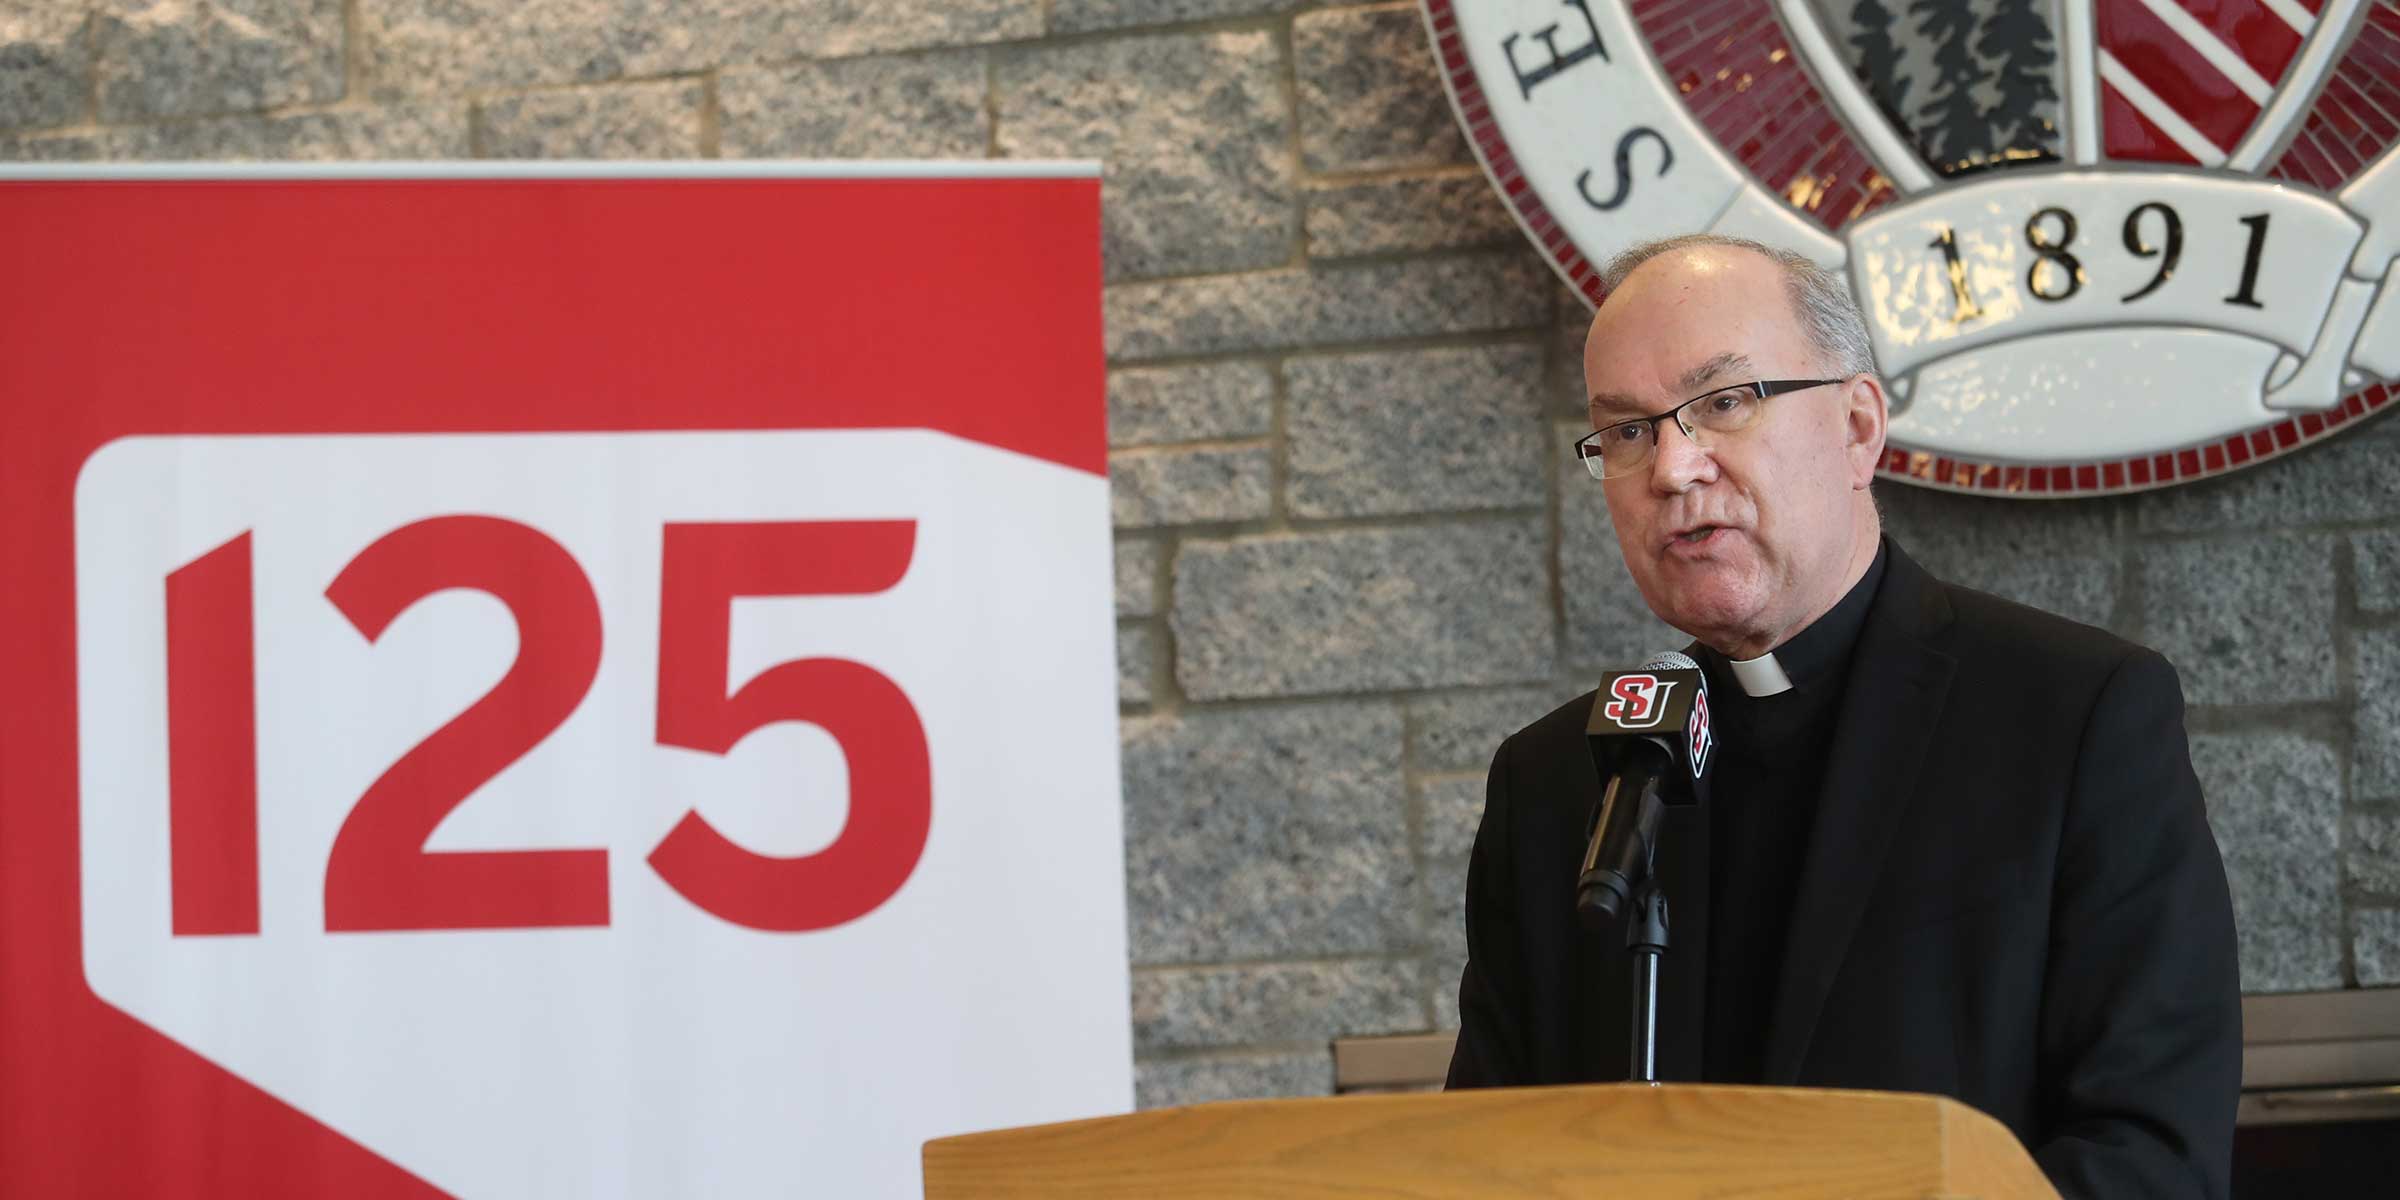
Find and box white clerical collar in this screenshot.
[1727,652,1793,697]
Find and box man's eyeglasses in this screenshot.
[1573,378,1848,480]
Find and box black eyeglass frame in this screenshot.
[1573,377,1850,478]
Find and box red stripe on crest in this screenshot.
[2169,0,2304,82]
[2098,0,2263,153]
[2100,80,2204,163]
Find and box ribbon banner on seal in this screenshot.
[1848,160,2400,416]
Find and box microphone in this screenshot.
[1576,651,1715,929]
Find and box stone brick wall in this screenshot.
[9,1,2398,1109]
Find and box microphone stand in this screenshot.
[1576,762,1673,1085]
[1626,876,1669,1084]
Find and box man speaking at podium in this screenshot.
[1445,235,2242,1198]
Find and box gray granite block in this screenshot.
[1172,521,1553,700]
[2138,422,2400,533]
[2358,531,2400,613]
[1133,960,1422,1052]
[1116,539,1161,618]
[2348,811,2400,897]
[1120,703,1408,964]
[1552,283,1595,417]
[0,129,104,160]
[2133,535,2335,706]
[111,101,472,158]
[1110,444,1273,530]
[2357,909,2400,987]
[2359,628,2400,798]
[1107,251,1551,360]
[358,0,1038,98]
[1135,1049,1329,1108]
[1119,623,1158,707]
[1431,973,1462,1031]
[2192,730,2345,992]
[1557,452,1688,667]
[1109,361,1274,447]
[1284,344,1546,519]
[1876,486,2125,630]
[1049,0,1303,36]
[1293,3,1467,173]
[1407,684,1584,773]
[719,53,987,159]
[996,30,1290,281]
[94,0,341,122]
[1304,172,1518,259]
[0,4,89,131]
[478,79,703,159]
[1417,773,1483,981]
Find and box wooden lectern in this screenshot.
[923,1084,2060,1198]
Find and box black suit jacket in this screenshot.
[1447,539,2242,1199]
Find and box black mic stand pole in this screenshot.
[1626,876,1669,1084]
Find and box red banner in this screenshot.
[1,165,1127,1197]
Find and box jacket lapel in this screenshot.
[1761,541,1957,1083]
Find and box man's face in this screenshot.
[1582,246,1882,655]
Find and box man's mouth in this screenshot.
[1668,525,1725,548]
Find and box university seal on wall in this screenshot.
[1425,0,2400,494]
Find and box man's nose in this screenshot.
[1647,416,1717,492]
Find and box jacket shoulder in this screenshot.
[1496,689,1602,771]
[1932,577,2168,688]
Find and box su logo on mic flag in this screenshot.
[1603,673,1680,727]
[1425,0,2400,494]
[1589,663,1712,777]
[1686,684,1713,779]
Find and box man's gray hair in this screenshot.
[1598,233,1879,379]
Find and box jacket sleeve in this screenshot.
[1446,734,1533,1088]
[2031,649,2243,1199]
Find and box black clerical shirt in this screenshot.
[1694,544,1887,1083]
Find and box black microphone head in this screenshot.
[1578,869,1634,924]
[1577,649,1717,932]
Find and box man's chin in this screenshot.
[1653,587,1767,651]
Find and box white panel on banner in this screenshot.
[75,430,1129,1198]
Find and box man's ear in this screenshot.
[1841,374,1888,490]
